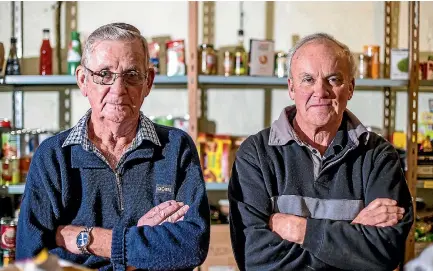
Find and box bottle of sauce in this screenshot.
[67,31,82,75]
[39,29,53,75]
[234,30,247,76]
[5,38,20,75]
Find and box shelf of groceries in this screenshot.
[2,75,433,91]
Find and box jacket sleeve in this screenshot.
[302,144,414,271]
[228,140,334,271]
[111,134,210,271]
[16,143,61,260]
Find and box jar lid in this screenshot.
[0,118,11,128]
[200,44,214,49]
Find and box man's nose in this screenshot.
[110,76,127,93]
[313,79,330,98]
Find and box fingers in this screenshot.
[376,218,400,227]
[365,198,397,211]
[143,200,177,218]
[163,205,190,224]
[368,205,405,217]
[370,212,404,225]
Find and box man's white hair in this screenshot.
[81,22,150,69]
[287,32,357,79]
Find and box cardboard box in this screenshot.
[200,225,239,271]
[249,39,275,76]
[390,48,409,79]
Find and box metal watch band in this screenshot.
[80,226,94,255]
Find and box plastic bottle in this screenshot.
[5,37,21,75]
[67,31,82,75]
[39,29,53,75]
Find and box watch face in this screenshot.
[76,231,90,248]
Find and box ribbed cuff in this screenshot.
[301,217,325,256]
[111,224,127,271]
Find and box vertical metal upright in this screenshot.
[199,2,215,134]
[405,1,420,263]
[263,1,274,128]
[383,1,399,141]
[188,2,199,142]
[11,1,24,129]
[58,1,77,130]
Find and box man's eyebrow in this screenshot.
[325,72,343,78]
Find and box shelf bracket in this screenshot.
[383,1,399,141]
[264,1,275,128]
[58,1,77,130]
[188,2,199,142]
[405,0,420,263]
[11,1,24,130]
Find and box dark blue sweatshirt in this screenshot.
[16,124,210,271]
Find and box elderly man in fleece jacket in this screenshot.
[16,23,210,271]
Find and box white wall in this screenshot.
[0,1,432,135]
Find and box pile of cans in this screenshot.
[0,217,17,266]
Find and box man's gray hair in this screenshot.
[287,33,357,79]
[81,22,150,69]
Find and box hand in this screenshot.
[351,198,405,227]
[137,200,189,227]
[269,213,306,244]
[56,225,84,254]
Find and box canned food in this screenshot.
[1,157,20,184]
[1,217,17,250]
[149,42,160,75]
[275,52,288,78]
[198,44,217,75]
[2,249,15,266]
[166,40,186,77]
[223,51,234,76]
[358,54,370,79]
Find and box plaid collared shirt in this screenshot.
[62,109,161,170]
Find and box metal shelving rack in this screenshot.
[0,0,428,264]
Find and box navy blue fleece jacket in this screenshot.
[16,125,210,271]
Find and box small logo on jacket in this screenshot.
[156,184,173,194]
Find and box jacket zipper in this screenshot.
[114,171,124,212]
[320,147,354,175]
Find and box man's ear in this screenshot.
[288,78,295,100]
[143,68,155,97]
[348,78,355,100]
[76,65,88,97]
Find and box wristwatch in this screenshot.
[76,226,93,254]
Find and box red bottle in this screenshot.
[39,29,52,75]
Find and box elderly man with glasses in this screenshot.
[16,23,210,271]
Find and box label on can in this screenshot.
[1,218,17,250]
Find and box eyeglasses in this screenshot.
[84,66,148,86]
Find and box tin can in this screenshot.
[1,217,17,250]
[148,42,160,75]
[419,62,428,80]
[223,51,234,76]
[358,54,370,78]
[427,56,433,80]
[363,45,380,79]
[2,249,15,266]
[275,52,288,78]
[166,40,186,77]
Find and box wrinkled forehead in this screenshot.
[89,39,147,68]
[293,40,350,73]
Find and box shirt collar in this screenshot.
[62,109,161,149]
[268,105,369,147]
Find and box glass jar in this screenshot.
[198,44,217,75]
